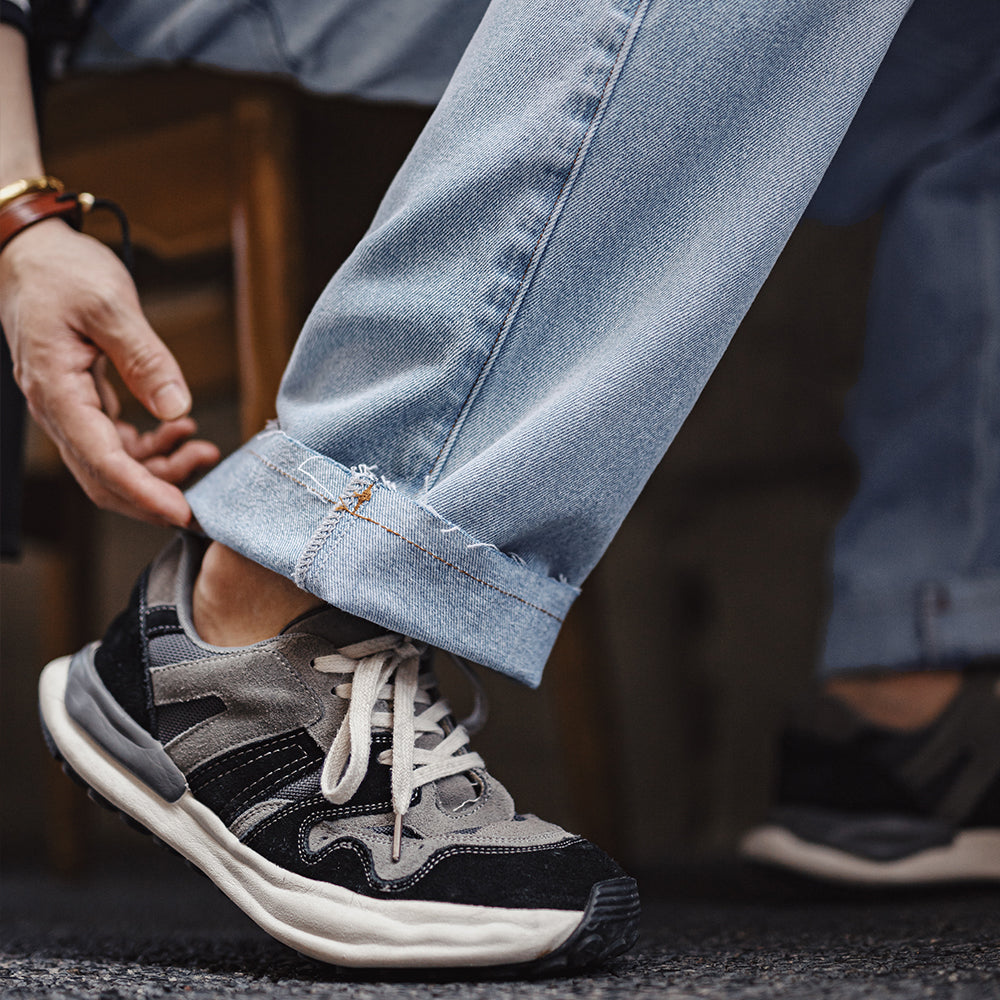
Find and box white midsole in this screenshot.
[39,656,582,967]
[740,823,1000,886]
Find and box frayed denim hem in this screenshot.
[186,430,578,686]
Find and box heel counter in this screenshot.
[94,570,156,733]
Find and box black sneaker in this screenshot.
[38,534,639,971]
[741,667,1000,886]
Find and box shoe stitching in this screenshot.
[191,731,308,787]
[227,758,321,818]
[146,625,185,638]
[248,449,565,623]
[299,835,585,893]
[433,768,492,821]
[138,571,158,727]
[153,649,324,734]
[249,795,395,842]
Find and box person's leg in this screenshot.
[819,117,1000,688]
[43,0,914,966]
[188,0,911,686]
[742,0,1000,884]
[813,0,1000,690]
[73,0,492,105]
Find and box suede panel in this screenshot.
[243,801,621,909]
[187,727,327,826]
[93,572,155,733]
[146,606,182,635]
[779,671,1000,826]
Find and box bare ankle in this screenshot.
[825,670,962,730]
[192,542,323,647]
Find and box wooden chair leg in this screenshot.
[546,574,628,861]
[230,95,305,440]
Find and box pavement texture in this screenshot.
[2,858,998,999]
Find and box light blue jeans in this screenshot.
[79,0,998,684]
[806,0,1000,675]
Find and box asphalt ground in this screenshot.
[2,857,998,999]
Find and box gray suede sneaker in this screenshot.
[38,534,639,971]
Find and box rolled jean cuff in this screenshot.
[186,430,578,686]
[820,574,1000,676]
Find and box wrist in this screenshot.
[0,187,87,255]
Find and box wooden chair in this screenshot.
[28,68,305,870]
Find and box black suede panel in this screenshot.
[777,728,925,816]
[243,802,622,909]
[189,730,401,826]
[94,572,155,733]
[145,606,182,635]
[188,728,327,826]
[776,726,995,823]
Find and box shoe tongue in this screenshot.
[280,605,386,647]
[288,617,485,808]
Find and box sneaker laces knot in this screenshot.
[313,634,485,861]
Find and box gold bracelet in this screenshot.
[0,176,65,211]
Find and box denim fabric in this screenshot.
[74,0,490,104]
[807,0,1000,674]
[184,0,912,683]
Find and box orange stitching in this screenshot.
[333,482,373,514]
[347,510,563,622]
[249,451,564,622]
[247,451,334,504]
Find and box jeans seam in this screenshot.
[246,450,564,622]
[339,508,564,623]
[424,0,652,488]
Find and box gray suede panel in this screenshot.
[305,807,571,882]
[229,798,294,840]
[151,641,325,772]
[65,646,188,802]
[145,535,187,609]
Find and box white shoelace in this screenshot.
[313,634,485,861]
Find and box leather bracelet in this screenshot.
[0,175,65,210]
[0,187,135,274]
[0,189,91,252]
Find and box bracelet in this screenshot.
[0,175,65,211]
[0,186,134,273]
[0,189,89,251]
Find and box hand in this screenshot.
[0,219,221,526]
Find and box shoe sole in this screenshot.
[740,823,1000,886]
[39,655,639,971]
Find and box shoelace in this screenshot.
[313,634,485,861]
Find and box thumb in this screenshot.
[83,286,192,421]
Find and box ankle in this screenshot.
[192,542,323,647]
[825,670,962,731]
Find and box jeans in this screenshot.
[806,0,1000,675]
[80,0,998,685]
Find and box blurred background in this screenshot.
[1,66,879,875]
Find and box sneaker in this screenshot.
[740,667,1000,886]
[38,534,639,971]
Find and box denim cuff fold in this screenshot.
[186,430,578,686]
[820,574,1000,676]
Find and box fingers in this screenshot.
[143,438,222,484]
[41,379,218,527]
[91,355,121,421]
[79,279,193,422]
